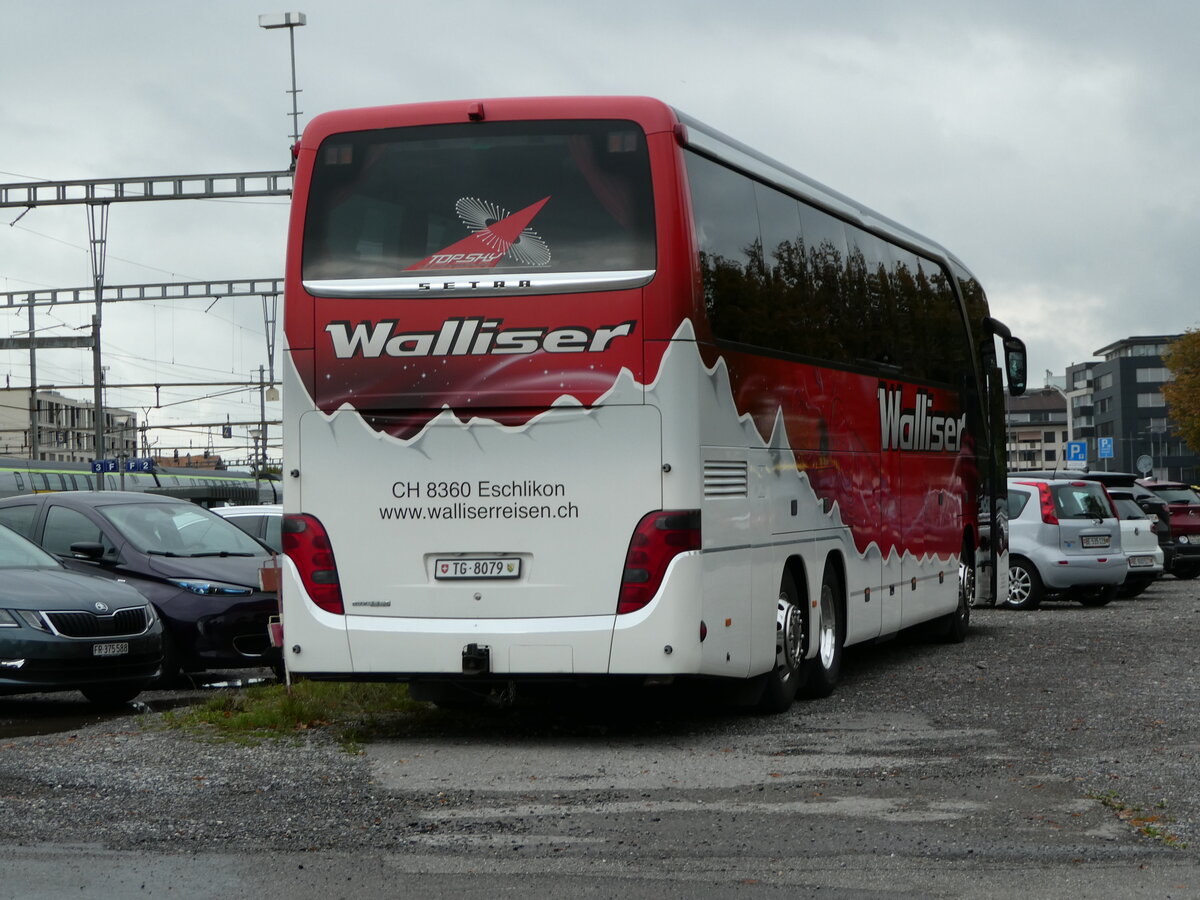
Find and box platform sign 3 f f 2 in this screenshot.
[1067,440,1088,463]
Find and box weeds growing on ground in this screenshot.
[1091,790,1188,849]
[162,680,430,750]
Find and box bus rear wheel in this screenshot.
[757,569,806,714]
[800,562,843,699]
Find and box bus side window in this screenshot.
[684,151,760,346]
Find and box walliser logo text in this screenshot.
[878,384,967,452]
[325,317,637,359]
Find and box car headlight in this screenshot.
[0,610,47,631]
[1180,535,1192,545]
[168,579,254,596]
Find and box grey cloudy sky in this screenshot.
[3,0,1198,459]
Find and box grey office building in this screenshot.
[1064,335,1197,483]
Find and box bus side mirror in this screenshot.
[1003,336,1027,397]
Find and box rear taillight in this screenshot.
[282,513,344,615]
[617,510,701,614]
[1036,484,1058,525]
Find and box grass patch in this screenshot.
[1091,790,1189,849]
[162,680,431,749]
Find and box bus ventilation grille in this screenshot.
[703,460,749,498]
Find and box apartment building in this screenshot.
[0,388,138,462]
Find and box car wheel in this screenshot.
[80,683,144,708]
[1004,558,1042,609]
[757,569,806,713]
[154,630,186,688]
[1077,585,1117,607]
[1171,564,1199,580]
[799,561,843,699]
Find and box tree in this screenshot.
[1161,329,1200,455]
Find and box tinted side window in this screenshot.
[686,152,761,345]
[687,150,969,380]
[226,515,265,540]
[43,506,115,559]
[0,504,38,538]
[1007,490,1030,519]
[264,515,282,552]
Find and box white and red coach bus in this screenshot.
[280,96,1027,711]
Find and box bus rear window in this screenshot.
[303,120,656,282]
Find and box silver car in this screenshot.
[212,504,282,553]
[1005,476,1127,609]
[1109,488,1165,597]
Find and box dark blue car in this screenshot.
[0,492,280,681]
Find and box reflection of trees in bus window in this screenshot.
[687,153,760,343]
[686,149,973,386]
[797,203,849,362]
[754,184,806,352]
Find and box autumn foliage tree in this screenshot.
[1161,329,1200,456]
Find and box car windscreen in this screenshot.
[101,503,269,557]
[303,119,656,281]
[0,522,61,569]
[1050,482,1115,519]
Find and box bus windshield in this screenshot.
[302,120,657,284]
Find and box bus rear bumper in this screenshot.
[280,556,733,678]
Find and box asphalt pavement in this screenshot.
[1,576,1199,898]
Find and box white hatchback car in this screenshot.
[212,504,282,553]
[1108,488,1165,597]
[1005,477,1127,609]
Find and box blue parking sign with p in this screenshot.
[1098,437,1113,459]
[1067,440,1087,462]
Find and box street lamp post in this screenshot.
[258,12,307,154]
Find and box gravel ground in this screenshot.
[0,575,1198,877]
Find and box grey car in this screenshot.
[0,522,162,705]
[1004,476,1127,609]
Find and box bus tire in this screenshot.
[929,561,972,644]
[800,561,843,699]
[757,569,806,713]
